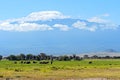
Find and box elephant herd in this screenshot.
[14,61,51,64]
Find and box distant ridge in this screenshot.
[79,49,120,57]
[104,49,117,53]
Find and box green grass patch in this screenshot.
[0,59,120,79]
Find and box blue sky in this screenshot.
[0,0,120,55]
[0,0,120,23]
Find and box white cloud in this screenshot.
[0,22,15,31]
[72,21,86,29]
[3,11,70,23]
[0,11,119,32]
[0,21,53,32]
[87,13,110,23]
[72,21,97,32]
[17,23,53,31]
[53,24,70,31]
[0,11,70,32]
[99,23,118,30]
[87,15,119,30]
[87,17,108,23]
[21,11,70,22]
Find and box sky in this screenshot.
[0,0,120,55]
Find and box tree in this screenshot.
[83,55,89,59]
[19,53,26,60]
[0,55,2,60]
[104,56,111,59]
[73,54,76,60]
[92,55,98,59]
[36,55,41,60]
[69,56,73,60]
[75,56,82,61]
[40,53,47,60]
[58,55,70,61]
[26,54,33,60]
[50,55,53,64]
[16,55,21,60]
[7,55,17,60]
[32,55,37,60]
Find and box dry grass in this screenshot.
[0,59,120,80]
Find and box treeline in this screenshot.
[0,53,82,61]
[6,53,52,61]
[0,53,120,61]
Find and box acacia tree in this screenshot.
[40,53,47,60]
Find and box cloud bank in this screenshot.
[0,11,119,32]
[72,21,97,32]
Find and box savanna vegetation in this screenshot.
[0,53,120,80]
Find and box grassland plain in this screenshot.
[0,59,120,80]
